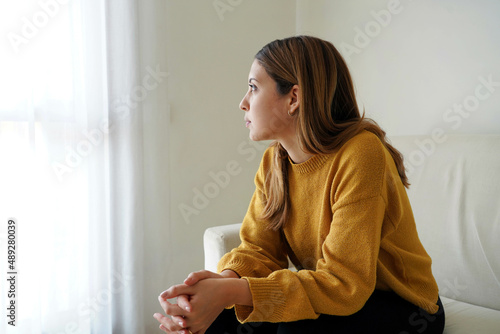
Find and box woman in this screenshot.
[154,35,445,334]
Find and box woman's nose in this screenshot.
[239,94,249,111]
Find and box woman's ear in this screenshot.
[289,85,300,115]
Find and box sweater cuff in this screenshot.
[235,276,287,323]
[217,258,258,278]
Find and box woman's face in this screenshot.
[239,60,296,142]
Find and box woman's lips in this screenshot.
[245,120,251,128]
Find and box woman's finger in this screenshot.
[158,295,187,317]
[160,283,192,300]
[153,313,186,333]
[177,294,192,312]
[159,323,184,334]
[159,323,190,334]
[184,270,222,286]
[171,315,187,328]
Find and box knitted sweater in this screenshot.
[217,131,440,323]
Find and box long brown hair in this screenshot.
[255,35,409,231]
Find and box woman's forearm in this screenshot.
[225,278,253,306]
[220,269,240,278]
[219,270,253,306]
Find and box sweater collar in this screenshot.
[288,153,329,174]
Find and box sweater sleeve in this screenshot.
[217,148,289,279]
[234,136,390,323]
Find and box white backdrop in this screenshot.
[297,0,500,136]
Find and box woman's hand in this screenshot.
[153,294,192,334]
[183,269,238,286]
[154,270,243,333]
[158,278,235,334]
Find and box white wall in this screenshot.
[297,0,500,136]
[138,1,171,331]
[162,0,295,302]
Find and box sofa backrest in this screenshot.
[391,134,500,310]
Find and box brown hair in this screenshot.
[255,35,409,231]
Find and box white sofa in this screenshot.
[204,134,500,333]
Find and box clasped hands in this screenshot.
[154,270,243,334]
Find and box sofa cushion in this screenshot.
[441,296,500,333]
[390,135,500,311]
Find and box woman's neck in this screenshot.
[279,139,313,164]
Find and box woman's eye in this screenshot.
[249,84,257,92]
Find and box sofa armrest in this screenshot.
[204,223,295,272]
[203,223,242,272]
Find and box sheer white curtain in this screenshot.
[0,0,163,333]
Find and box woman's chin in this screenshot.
[249,132,265,142]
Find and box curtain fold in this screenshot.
[104,0,145,332]
[1,0,153,333]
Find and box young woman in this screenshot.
[154,36,445,334]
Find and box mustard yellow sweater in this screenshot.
[217,131,440,323]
